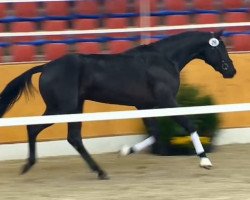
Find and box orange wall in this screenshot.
[0,53,250,144]
[182,53,250,128]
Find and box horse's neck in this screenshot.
[158,35,209,71]
[124,47,180,76]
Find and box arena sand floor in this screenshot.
[1,144,250,200]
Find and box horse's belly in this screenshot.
[87,88,155,107]
[84,70,155,107]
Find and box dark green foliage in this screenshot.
[152,84,220,155]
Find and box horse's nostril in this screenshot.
[222,63,228,70]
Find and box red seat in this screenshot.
[231,34,250,51]
[44,1,70,16]
[75,0,100,15]
[108,40,133,54]
[104,18,128,29]
[104,18,129,37]
[10,45,36,62]
[164,15,190,35]
[10,22,36,43]
[191,0,216,10]
[195,13,220,32]
[163,0,187,11]
[43,43,68,60]
[75,42,102,54]
[42,20,68,41]
[0,3,7,18]
[104,0,127,13]
[195,13,220,24]
[73,19,99,30]
[13,2,38,18]
[72,19,99,39]
[221,0,245,9]
[223,12,249,32]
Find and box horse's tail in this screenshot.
[0,64,44,117]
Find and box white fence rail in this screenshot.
[0,1,249,128]
[1,103,250,127]
[0,22,249,38]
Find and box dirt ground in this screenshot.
[1,144,250,200]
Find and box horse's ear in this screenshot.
[214,29,224,38]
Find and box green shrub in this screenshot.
[152,84,220,155]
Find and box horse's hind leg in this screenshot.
[21,111,53,174]
[67,122,108,180]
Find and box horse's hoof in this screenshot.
[200,157,213,170]
[20,163,32,175]
[119,145,131,156]
[98,171,109,180]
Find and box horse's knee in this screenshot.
[172,116,197,133]
[186,124,196,133]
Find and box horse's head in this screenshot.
[198,30,236,78]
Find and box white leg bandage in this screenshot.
[133,136,156,152]
[190,131,204,155]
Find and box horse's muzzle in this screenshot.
[222,62,236,78]
[223,68,236,78]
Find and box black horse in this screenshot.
[0,31,236,179]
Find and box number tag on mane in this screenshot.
[209,38,219,47]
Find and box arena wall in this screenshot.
[0,53,250,144]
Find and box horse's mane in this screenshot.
[153,31,210,47]
[125,31,210,54]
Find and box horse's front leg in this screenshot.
[170,112,213,169]
[159,95,212,169]
[121,96,212,169]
